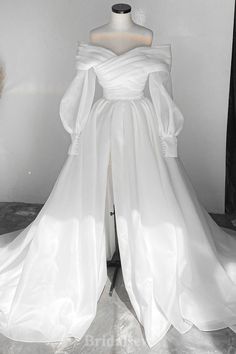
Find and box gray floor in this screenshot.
[1,202,236,354]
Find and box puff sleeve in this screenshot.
[59,48,96,155]
[149,55,184,158]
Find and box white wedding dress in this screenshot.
[1,41,236,348]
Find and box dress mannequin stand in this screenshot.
[90,3,153,296]
[89,3,153,54]
[107,204,121,296]
[106,145,120,296]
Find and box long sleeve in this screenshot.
[59,65,96,155]
[149,69,184,158]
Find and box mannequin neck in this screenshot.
[109,12,134,30]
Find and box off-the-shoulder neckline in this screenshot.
[77,41,171,58]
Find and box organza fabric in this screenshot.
[1,42,236,348]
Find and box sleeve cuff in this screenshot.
[160,136,178,157]
[68,133,81,155]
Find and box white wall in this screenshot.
[0,0,234,212]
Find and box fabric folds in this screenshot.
[149,70,184,157]
[59,67,96,155]
[1,41,236,350]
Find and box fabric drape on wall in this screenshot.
[225,1,236,214]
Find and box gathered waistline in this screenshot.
[102,89,145,101]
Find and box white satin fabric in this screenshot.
[1,42,236,348]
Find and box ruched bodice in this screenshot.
[60,42,184,157]
[75,42,172,72]
[76,42,172,100]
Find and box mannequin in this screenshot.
[89,3,153,55]
[89,3,154,272]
